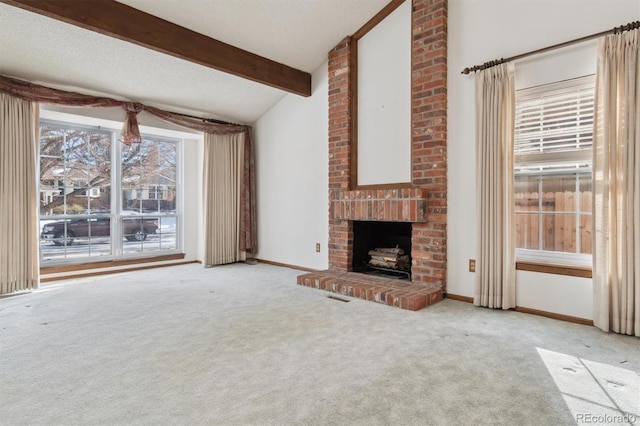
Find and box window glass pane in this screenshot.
[86,132,111,213]
[93,185,111,215]
[40,126,65,216]
[122,142,144,213]
[64,136,90,212]
[541,176,576,213]
[40,126,111,216]
[121,136,178,255]
[515,176,539,213]
[121,138,177,214]
[541,214,556,251]
[122,216,157,245]
[39,217,111,262]
[40,125,65,157]
[40,157,65,216]
[541,213,577,254]
[122,215,177,254]
[158,141,177,213]
[579,176,592,213]
[156,217,177,251]
[516,213,539,250]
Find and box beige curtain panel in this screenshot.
[203,132,247,266]
[474,62,516,310]
[593,28,640,337]
[0,93,39,294]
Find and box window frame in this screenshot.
[38,118,183,266]
[514,75,595,268]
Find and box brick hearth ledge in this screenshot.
[297,270,442,311]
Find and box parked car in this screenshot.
[41,217,158,246]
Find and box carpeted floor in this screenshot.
[0,263,638,426]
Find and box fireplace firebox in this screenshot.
[352,221,412,279]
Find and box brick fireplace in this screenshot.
[297,0,447,311]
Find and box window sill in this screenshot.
[516,261,592,278]
[40,253,186,275]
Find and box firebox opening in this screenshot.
[352,221,412,279]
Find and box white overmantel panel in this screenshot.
[357,0,411,186]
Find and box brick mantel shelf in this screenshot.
[331,188,428,222]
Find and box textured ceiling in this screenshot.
[0,0,389,123]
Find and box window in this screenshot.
[514,76,594,266]
[39,121,180,264]
[121,136,178,255]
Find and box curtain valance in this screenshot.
[0,75,249,144]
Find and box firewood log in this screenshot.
[369,258,399,269]
[373,247,404,255]
[368,249,404,258]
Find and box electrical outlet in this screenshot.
[315,243,321,253]
[469,259,476,272]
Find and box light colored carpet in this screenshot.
[0,263,638,426]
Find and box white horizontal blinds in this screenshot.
[515,76,595,169]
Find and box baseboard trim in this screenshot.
[255,259,320,273]
[444,293,593,326]
[40,260,199,283]
[513,306,593,326]
[444,293,474,303]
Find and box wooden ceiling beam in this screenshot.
[1,0,312,97]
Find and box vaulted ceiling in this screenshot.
[0,0,389,123]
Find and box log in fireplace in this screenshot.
[352,221,412,279]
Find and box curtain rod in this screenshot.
[461,20,640,75]
[171,111,240,126]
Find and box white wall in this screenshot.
[447,0,640,319]
[357,0,411,185]
[182,135,203,263]
[253,62,329,270]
